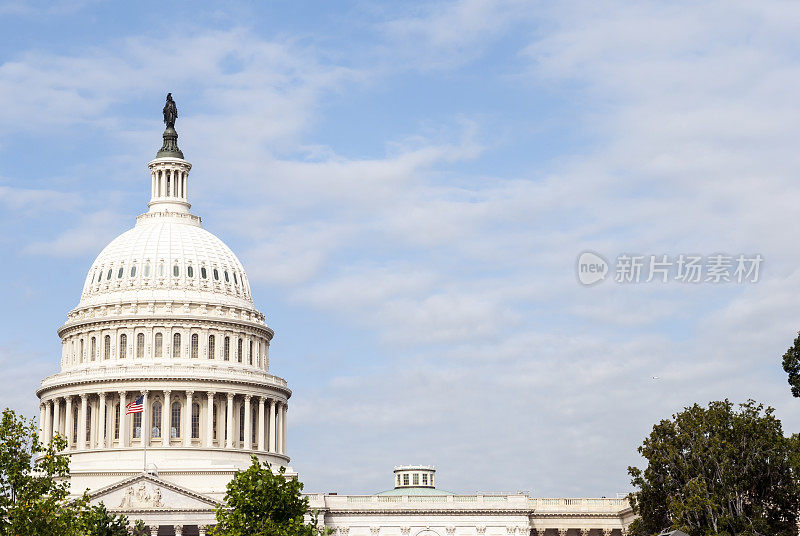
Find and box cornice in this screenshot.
[325,509,533,516]
[58,314,274,339]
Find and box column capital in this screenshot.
[244,394,252,401]
[206,391,215,398]
[117,390,126,397]
[141,389,149,396]
[227,392,235,400]
[80,393,88,401]
[186,390,194,397]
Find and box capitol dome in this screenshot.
[36,98,291,513]
[79,213,255,311]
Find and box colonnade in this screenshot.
[38,389,288,455]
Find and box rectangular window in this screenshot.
[191,334,199,358]
[119,334,127,359]
[413,473,419,485]
[237,338,243,363]
[224,337,230,361]
[133,412,141,438]
[85,405,92,442]
[403,474,409,486]
[91,337,97,361]
[173,333,181,358]
[239,405,245,442]
[73,406,79,443]
[213,404,217,440]
[104,335,111,360]
[114,404,120,440]
[136,333,144,358]
[251,409,257,445]
[249,340,253,365]
[208,335,215,359]
[152,403,162,438]
[191,403,200,439]
[171,403,181,438]
[154,333,163,357]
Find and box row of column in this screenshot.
[39,390,288,455]
[148,524,207,536]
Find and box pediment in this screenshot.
[89,473,220,512]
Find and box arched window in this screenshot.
[171,402,181,438]
[73,405,79,443]
[117,267,123,279]
[201,266,207,279]
[152,402,162,438]
[106,269,112,280]
[79,339,84,363]
[91,337,97,361]
[154,333,163,358]
[208,335,215,359]
[119,334,127,359]
[187,265,194,278]
[213,268,219,281]
[96,270,102,282]
[233,272,238,285]
[224,271,230,283]
[239,404,245,443]
[173,264,179,277]
[114,403,120,440]
[191,334,198,358]
[130,265,136,277]
[144,263,151,277]
[158,263,165,277]
[249,340,253,365]
[237,338,242,363]
[136,333,144,358]
[133,411,141,438]
[223,337,230,361]
[172,333,181,358]
[191,403,200,439]
[104,335,110,360]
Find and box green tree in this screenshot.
[212,455,326,536]
[0,407,83,536]
[76,502,148,536]
[627,400,800,536]
[782,331,800,397]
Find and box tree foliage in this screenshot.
[212,455,326,536]
[782,332,800,398]
[627,400,800,536]
[0,407,146,536]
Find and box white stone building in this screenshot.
[34,104,634,535]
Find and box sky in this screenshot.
[1,0,800,498]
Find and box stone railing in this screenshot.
[305,494,629,514]
[39,364,288,390]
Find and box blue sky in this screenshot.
[2,0,800,497]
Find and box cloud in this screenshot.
[22,210,123,258]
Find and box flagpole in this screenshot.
[142,394,147,473]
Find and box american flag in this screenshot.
[126,395,144,415]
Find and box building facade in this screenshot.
[35,105,633,535]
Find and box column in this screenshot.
[79,394,88,449]
[225,393,234,449]
[276,402,283,454]
[243,395,252,450]
[257,397,265,451]
[98,392,106,448]
[163,390,171,446]
[44,400,52,443]
[141,391,149,447]
[174,525,183,536]
[52,398,61,440]
[268,398,276,453]
[283,403,288,455]
[184,391,193,447]
[38,403,46,445]
[149,525,158,536]
[118,391,127,448]
[64,396,73,449]
[206,392,215,447]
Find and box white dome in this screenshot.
[78,211,255,311]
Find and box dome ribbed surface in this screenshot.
[78,213,254,310]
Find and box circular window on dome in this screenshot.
[173,264,179,277]
[130,265,136,277]
[106,269,112,280]
[187,265,194,278]
[213,268,219,280]
[224,271,229,282]
[201,267,207,279]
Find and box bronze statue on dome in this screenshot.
[163,93,178,128]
